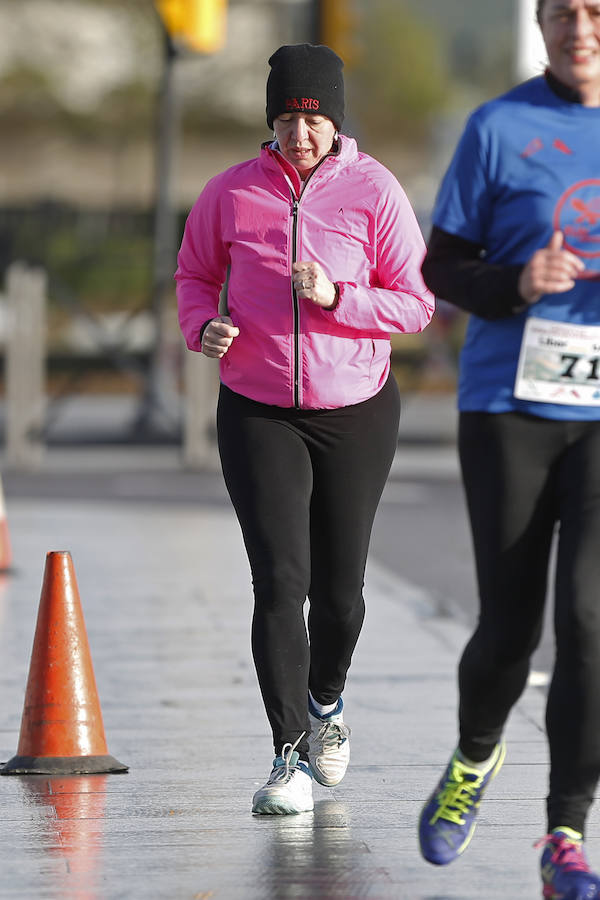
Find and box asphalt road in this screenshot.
[372,470,555,683]
[1,446,555,684]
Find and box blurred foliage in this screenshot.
[0,65,62,126]
[0,204,166,313]
[0,0,160,139]
[353,0,450,143]
[92,81,156,135]
[45,231,153,312]
[450,31,514,100]
[400,0,516,95]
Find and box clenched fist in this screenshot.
[201,315,240,358]
[292,261,338,309]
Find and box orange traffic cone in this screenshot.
[1,551,128,775]
[0,475,12,571]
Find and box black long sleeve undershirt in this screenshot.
[421,226,528,321]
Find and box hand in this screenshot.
[518,231,585,305]
[201,315,239,358]
[292,261,337,309]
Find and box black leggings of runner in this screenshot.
[457,411,600,834]
[217,374,400,761]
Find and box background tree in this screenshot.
[353,0,449,145]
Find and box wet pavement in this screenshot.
[0,425,596,898]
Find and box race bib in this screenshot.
[514,316,600,406]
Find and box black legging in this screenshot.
[458,411,600,834]
[217,374,400,760]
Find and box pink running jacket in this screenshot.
[175,135,434,410]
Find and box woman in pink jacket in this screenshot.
[176,42,434,815]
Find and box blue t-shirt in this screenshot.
[433,76,600,419]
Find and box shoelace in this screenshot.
[269,731,306,785]
[431,760,483,826]
[535,834,591,874]
[316,721,350,751]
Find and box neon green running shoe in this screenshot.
[419,741,506,865]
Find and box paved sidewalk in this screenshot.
[0,450,594,899]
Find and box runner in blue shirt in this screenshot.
[417,2,600,896]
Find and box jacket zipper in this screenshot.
[288,156,330,408]
[290,196,300,407]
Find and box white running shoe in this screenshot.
[308,696,351,787]
[252,739,314,815]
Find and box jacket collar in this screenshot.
[260,134,357,195]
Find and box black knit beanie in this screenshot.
[266,43,345,131]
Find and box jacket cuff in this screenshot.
[199,318,214,345]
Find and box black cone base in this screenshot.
[0,754,129,775]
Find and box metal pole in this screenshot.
[134,26,181,438]
[5,261,46,469]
